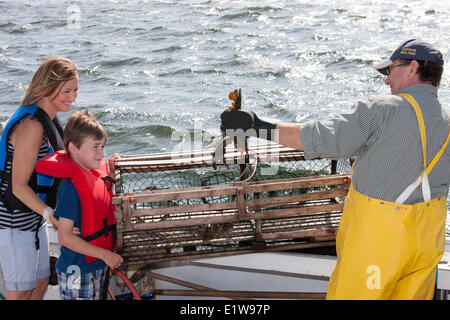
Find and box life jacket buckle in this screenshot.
[101,176,115,191]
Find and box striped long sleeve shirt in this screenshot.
[300,84,450,204]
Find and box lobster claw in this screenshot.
[211,88,243,170]
[228,88,242,110]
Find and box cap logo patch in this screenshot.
[400,47,416,56]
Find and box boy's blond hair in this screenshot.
[64,109,107,151]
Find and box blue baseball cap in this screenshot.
[375,39,444,75]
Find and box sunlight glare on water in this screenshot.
[1,0,450,232]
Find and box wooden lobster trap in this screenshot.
[110,144,351,266]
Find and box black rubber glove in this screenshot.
[220,109,277,141]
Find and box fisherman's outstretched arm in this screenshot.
[275,122,303,151]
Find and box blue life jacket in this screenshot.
[0,104,64,213]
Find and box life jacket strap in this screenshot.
[35,216,43,251]
[101,176,115,191]
[0,192,14,213]
[83,218,117,245]
[0,169,7,181]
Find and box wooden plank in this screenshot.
[119,163,208,173]
[113,144,300,163]
[126,202,343,231]
[244,174,349,186]
[115,149,213,162]
[260,227,337,241]
[112,174,349,204]
[130,214,238,231]
[131,201,238,217]
[150,272,249,300]
[246,187,348,209]
[115,202,124,252]
[112,144,312,173]
[236,187,246,217]
[243,203,344,221]
[115,156,311,173]
[126,189,346,221]
[120,241,336,266]
[116,151,251,168]
[114,184,238,202]
[116,232,123,253]
[154,289,326,299]
[122,199,132,232]
[112,197,125,205]
[117,156,212,167]
[114,153,315,172]
[114,203,125,232]
[246,175,349,193]
[312,235,337,242]
[257,241,336,252]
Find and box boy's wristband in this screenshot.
[43,206,53,222]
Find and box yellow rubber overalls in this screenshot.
[326,94,450,300]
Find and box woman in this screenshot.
[0,56,78,300]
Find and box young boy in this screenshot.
[35,109,123,300]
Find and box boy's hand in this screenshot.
[109,153,123,161]
[108,153,123,179]
[103,251,124,270]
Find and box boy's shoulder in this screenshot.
[59,177,78,193]
[55,178,81,220]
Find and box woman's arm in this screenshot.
[10,119,49,216]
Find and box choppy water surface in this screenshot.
[1,0,450,230]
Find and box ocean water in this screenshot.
[1,0,450,231]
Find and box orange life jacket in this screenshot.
[35,150,117,263]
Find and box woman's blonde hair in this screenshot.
[64,109,107,151]
[21,56,78,106]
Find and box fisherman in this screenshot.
[219,39,449,299]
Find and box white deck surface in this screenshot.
[1,227,450,299]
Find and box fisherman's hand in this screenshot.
[220,109,277,141]
[220,109,253,132]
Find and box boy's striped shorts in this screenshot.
[56,266,107,300]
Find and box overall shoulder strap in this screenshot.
[395,93,449,203]
[426,124,450,175]
[400,94,427,168]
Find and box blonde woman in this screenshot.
[0,56,78,300]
